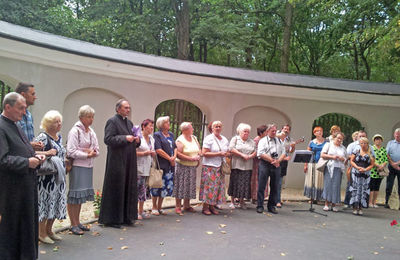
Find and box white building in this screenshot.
[1,21,399,191]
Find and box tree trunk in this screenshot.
[199,41,203,62]
[359,46,371,80]
[173,0,190,60]
[203,40,207,63]
[353,43,359,80]
[280,1,293,73]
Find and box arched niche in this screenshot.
[154,99,206,142]
[62,87,124,190]
[233,106,290,138]
[312,113,363,146]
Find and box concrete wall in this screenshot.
[1,36,400,194]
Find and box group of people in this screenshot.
[303,125,400,216]
[1,84,400,260]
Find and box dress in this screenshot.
[369,145,387,191]
[349,151,372,208]
[199,134,229,205]
[228,136,255,199]
[0,115,38,260]
[251,136,268,200]
[36,132,67,221]
[151,131,176,198]
[173,135,200,199]
[304,140,326,200]
[99,114,140,225]
[66,121,99,204]
[137,135,155,202]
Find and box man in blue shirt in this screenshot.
[385,128,400,209]
[16,82,43,151]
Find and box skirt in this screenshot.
[199,165,226,205]
[137,176,148,202]
[322,167,342,204]
[251,158,268,200]
[228,169,252,199]
[172,162,197,199]
[349,170,370,208]
[303,163,324,200]
[150,167,174,198]
[67,166,94,204]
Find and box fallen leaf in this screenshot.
[380,246,384,249]
[219,224,227,228]
[176,219,181,222]
[107,247,113,250]
[206,231,213,235]
[224,215,228,218]
[347,256,354,260]
[119,238,124,240]
[122,228,127,231]
[161,253,166,256]
[373,252,379,255]
[92,232,100,236]
[322,223,326,226]
[121,246,128,250]
[220,231,227,234]
[266,214,272,217]
[159,242,165,245]
[281,253,286,256]
[383,236,387,239]
[53,246,59,252]
[40,250,46,254]
[260,245,266,248]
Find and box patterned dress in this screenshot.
[304,140,326,200]
[36,133,67,221]
[349,151,372,208]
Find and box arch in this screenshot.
[393,122,400,135]
[62,87,124,190]
[233,106,290,138]
[154,99,206,142]
[312,113,363,146]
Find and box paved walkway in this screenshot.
[39,201,400,260]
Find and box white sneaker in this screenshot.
[373,204,379,208]
[229,203,235,209]
[332,206,339,212]
[368,204,374,208]
[353,209,358,215]
[323,206,329,211]
[358,209,363,215]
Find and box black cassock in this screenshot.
[99,114,140,225]
[0,115,38,260]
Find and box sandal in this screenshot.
[209,207,219,215]
[151,209,160,216]
[175,208,184,216]
[184,207,195,213]
[159,209,167,215]
[78,223,90,231]
[70,226,84,235]
[138,214,143,220]
[202,209,212,215]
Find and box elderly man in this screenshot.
[0,92,43,260]
[99,99,140,228]
[256,123,285,214]
[16,82,43,151]
[385,128,400,209]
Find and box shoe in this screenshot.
[214,205,223,210]
[343,204,349,208]
[202,209,212,215]
[209,207,219,215]
[159,210,168,215]
[358,209,363,215]
[332,206,339,212]
[141,212,151,219]
[49,233,62,241]
[137,214,143,220]
[70,226,84,235]
[323,206,330,211]
[368,204,374,208]
[229,203,235,209]
[276,203,282,208]
[184,207,195,213]
[104,224,122,229]
[384,203,390,208]
[256,207,264,214]
[373,204,379,208]
[78,223,90,231]
[151,209,160,216]
[39,236,54,244]
[175,208,184,216]
[353,209,358,215]
[268,207,278,214]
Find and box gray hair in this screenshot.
[78,105,95,118]
[395,128,400,134]
[156,116,170,129]
[179,122,192,131]
[40,110,62,132]
[236,123,251,134]
[266,123,277,131]
[211,120,222,129]
[115,99,128,112]
[2,92,25,109]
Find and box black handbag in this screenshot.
[37,133,58,176]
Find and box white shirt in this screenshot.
[257,136,284,160]
[202,133,229,167]
[136,135,155,176]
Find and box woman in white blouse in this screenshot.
[136,119,156,220]
[321,132,347,212]
[228,123,256,209]
[199,121,229,215]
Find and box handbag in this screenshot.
[38,157,57,176]
[315,142,331,172]
[378,165,389,177]
[214,136,231,175]
[149,156,163,188]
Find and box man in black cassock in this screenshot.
[0,92,43,260]
[99,99,140,228]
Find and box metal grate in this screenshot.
[154,99,207,145]
[312,113,364,146]
[0,80,13,113]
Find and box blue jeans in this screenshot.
[257,161,280,210]
[385,165,400,204]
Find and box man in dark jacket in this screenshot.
[0,92,43,260]
[99,99,140,228]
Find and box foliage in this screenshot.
[0,0,399,83]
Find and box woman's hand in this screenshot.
[304,164,308,173]
[47,148,57,156]
[87,150,97,158]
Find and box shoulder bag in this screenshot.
[214,136,231,175]
[37,133,57,176]
[378,165,389,177]
[149,156,163,188]
[315,142,330,172]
